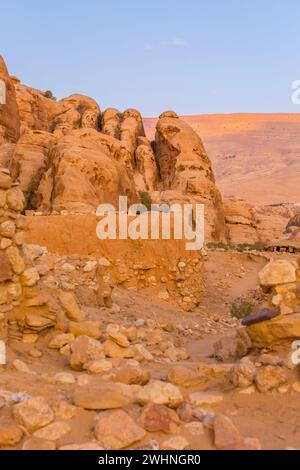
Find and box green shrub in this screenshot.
[206,241,267,252]
[206,242,231,251]
[48,118,62,133]
[251,241,267,251]
[139,192,152,211]
[44,90,56,100]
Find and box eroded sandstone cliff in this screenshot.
[0,56,227,244]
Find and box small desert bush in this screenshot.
[44,90,56,100]
[230,297,253,320]
[207,241,266,252]
[236,242,266,252]
[207,242,232,251]
[48,118,63,133]
[139,192,152,211]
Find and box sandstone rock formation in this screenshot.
[10,131,57,209]
[144,114,300,206]
[12,78,57,134]
[50,94,100,137]
[286,213,300,232]
[155,111,227,241]
[37,129,136,212]
[101,108,121,138]
[0,57,231,246]
[223,199,258,245]
[247,313,300,347]
[244,258,300,346]
[134,137,158,192]
[0,143,15,168]
[258,259,297,287]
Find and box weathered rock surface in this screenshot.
[102,365,151,385]
[22,436,56,450]
[213,328,252,361]
[94,409,146,449]
[70,336,104,370]
[229,358,256,389]
[255,366,287,393]
[37,129,136,213]
[213,414,260,450]
[247,313,300,347]
[189,391,223,407]
[12,397,54,432]
[69,320,102,339]
[161,435,189,450]
[10,131,56,208]
[73,382,135,410]
[58,291,85,322]
[137,380,183,408]
[224,199,259,244]
[33,421,71,441]
[167,365,208,388]
[0,424,23,447]
[259,260,297,287]
[139,403,181,433]
[155,112,226,241]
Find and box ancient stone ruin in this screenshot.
[0,168,27,341]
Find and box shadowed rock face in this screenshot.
[102,108,146,158]
[10,130,57,209]
[0,143,15,168]
[120,109,145,157]
[0,57,20,144]
[156,111,217,195]
[102,108,122,139]
[134,137,158,192]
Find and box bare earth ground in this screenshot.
[1,251,299,450]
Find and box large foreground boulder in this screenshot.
[259,260,297,287]
[247,313,300,347]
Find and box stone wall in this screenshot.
[24,214,206,312]
[0,167,27,340]
[0,168,113,343]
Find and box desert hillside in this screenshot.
[144,114,300,206]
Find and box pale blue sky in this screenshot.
[1,0,300,116]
